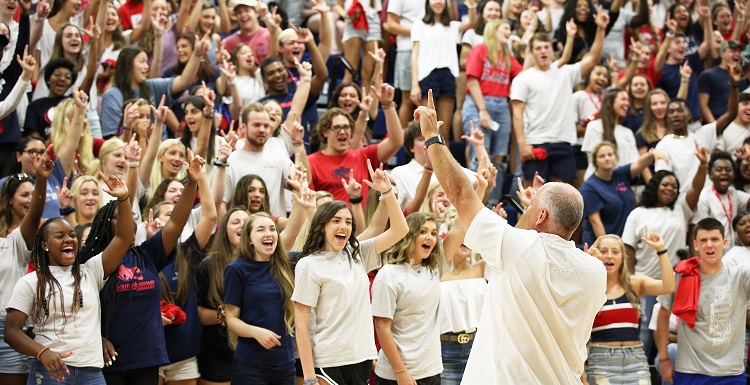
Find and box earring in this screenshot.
[45,248,49,251]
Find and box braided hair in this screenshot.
[30,218,84,331]
[78,201,138,338]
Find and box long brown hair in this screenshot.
[233,213,295,334]
[638,89,672,144]
[206,207,248,309]
[384,212,442,270]
[0,174,33,236]
[50,23,86,72]
[599,88,625,146]
[299,201,360,262]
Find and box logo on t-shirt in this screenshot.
[332,166,351,185]
[116,264,155,292]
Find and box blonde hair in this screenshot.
[93,138,126,179]
[484,19,512,67]
[149,139,186,200]
[420,181,445,214]
[597,234,640,310]
[70,175,100,222]
[50,98,95,176]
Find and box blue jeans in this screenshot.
[28,359,105,385]
[230,360,295,385]
[440,339,474,385]
[461,95,511,170]
[585,344,651,385]
[640,294,658,363]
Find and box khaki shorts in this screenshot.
[159,356,200,381]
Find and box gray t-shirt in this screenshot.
[658,264,750,376]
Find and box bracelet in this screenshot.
[214,160,229,167]
[227,79,236,86]
[666,31,675,39]
[128,161,139,168]
[300,77,312,82]
[698,162,708,168]
[36,346,50,361]
[424,168,433,174]
[204,114,214,119]
[465,4,477,9]
[394,368,408,374]
[59,206,75,216]
[349,196,363,204]
[303,379,319,385]
[117,195,130,202]
[292,141,304,146]
[681,77,690,83]
[729,82,739,89]
[380,188,393,199]
[381,101,397,110]
[656,249,668,255]
[658,356,670,362]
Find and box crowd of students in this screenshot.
[0,0,750,384]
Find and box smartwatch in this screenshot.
[425,135,446,149]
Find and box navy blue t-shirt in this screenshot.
[621,108,643,134]
[223,258,294,370]
[658,56,704,120]
[259,93,318,153]
[196,257,233,361]
[698,66,730,120]
[161,233,206,363]
[102,231,174,372]
[581,164,636,245]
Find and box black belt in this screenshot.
[440,332,475,344]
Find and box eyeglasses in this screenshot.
[22,149,45,156]
[327,125,351,133]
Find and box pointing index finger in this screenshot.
[427,89,435,110]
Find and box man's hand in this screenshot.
[414,89,441,139]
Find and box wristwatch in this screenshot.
[425,135,446,149]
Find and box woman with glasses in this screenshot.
[0,151,53,385]
[307,82,403,204]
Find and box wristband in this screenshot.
[303,379,318,385]
[117,195,130,202]
[128,161,139,168]
[666,31,675,39]
[59,206,75,216]
[381,101,397,110]
[204,114,214,119]
[37,346,50,361]
[349,196,363,204]
[300,77,312,82]
[214,160,229,167]
[379,188,393,201]
[656,249,668,255]
[394,368,408,374]
[658,356,670,362]
[729,82,739,89]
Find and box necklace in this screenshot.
[670,133,688,139]
[410,264,421,274]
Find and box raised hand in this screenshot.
[362,159,392,193]
[679,61,692,79]
[34,0,51,20]
[17,45,36,82]
[125,134,142,162]
[371,73,395,104]
[83,16,102,41]
[729,61,742,84]
[358,87,374,114]
[122,102,139,128]
[594,5,609,29]
[294,57,313,79]
[72,87,88,109]
[185,149,207,182]
[342,170,363,199]
[152,14,167,35]
[292,185,317,210]
[492,202,508,219]
[195,30,212,58]
[200,82,217,115]
[462,121,486,147]
[694,141,709,165]
[265,6,282,31]
[650,149,669,164]
[219,58,237,83]
[368,43,386,64]
[641,226,666,252]
[34,146,55,181]
[696,4,710,19]
[291,22,313,43]
[145,209,164,238]
[151,95,169,124]
[607,52,619,72]
[665,18,678,33]
[476,168,489,191]
[565,17,577,37]
[285,161,308,192]
[219,120,239,151]
[281,116,306,146]
[55,177,73,209]
[516,176,535,208]
[414,89,441,139]
[98,170,129,200]
[311,0,330,13]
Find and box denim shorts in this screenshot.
[0,319,29,374]
[585,344,651,385]
[419,68,456,99]
[231,360,295,385]
[28,359,106,385]
[394,51,412,91]
[343,12,382,42]
[462,96,511,169]
[440,338,474,385]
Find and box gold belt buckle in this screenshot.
[457,333,470,344]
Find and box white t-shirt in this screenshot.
[655,133,703,195]
[603,9,635,67]
[387,0,425,52]
[724,246,750,267]
[291,238,380,368]
[6,253,107,368]
[692,186,750,247]
[222,70,266,108]
[695,121,750,155]
[581,120,639,180]
[509,63,582,145]
[371,263,442,380]
[571,89,602,146]
[461,28,484,47]
[411,20,461,79]
[462,208,607,384]
[0,228,32,320]
[223,148,292,218]
[389,159,477,210]
[438,278,486,334]
[537,7,565,38]
[621,196,693,279]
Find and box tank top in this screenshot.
[590,292,640,342]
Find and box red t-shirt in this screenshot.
[617,56,661,88]
[221,28,271,66]
[308,145,380,204]
[464,44,522,97]
[46,138,105,161]
[118,0,144,30]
